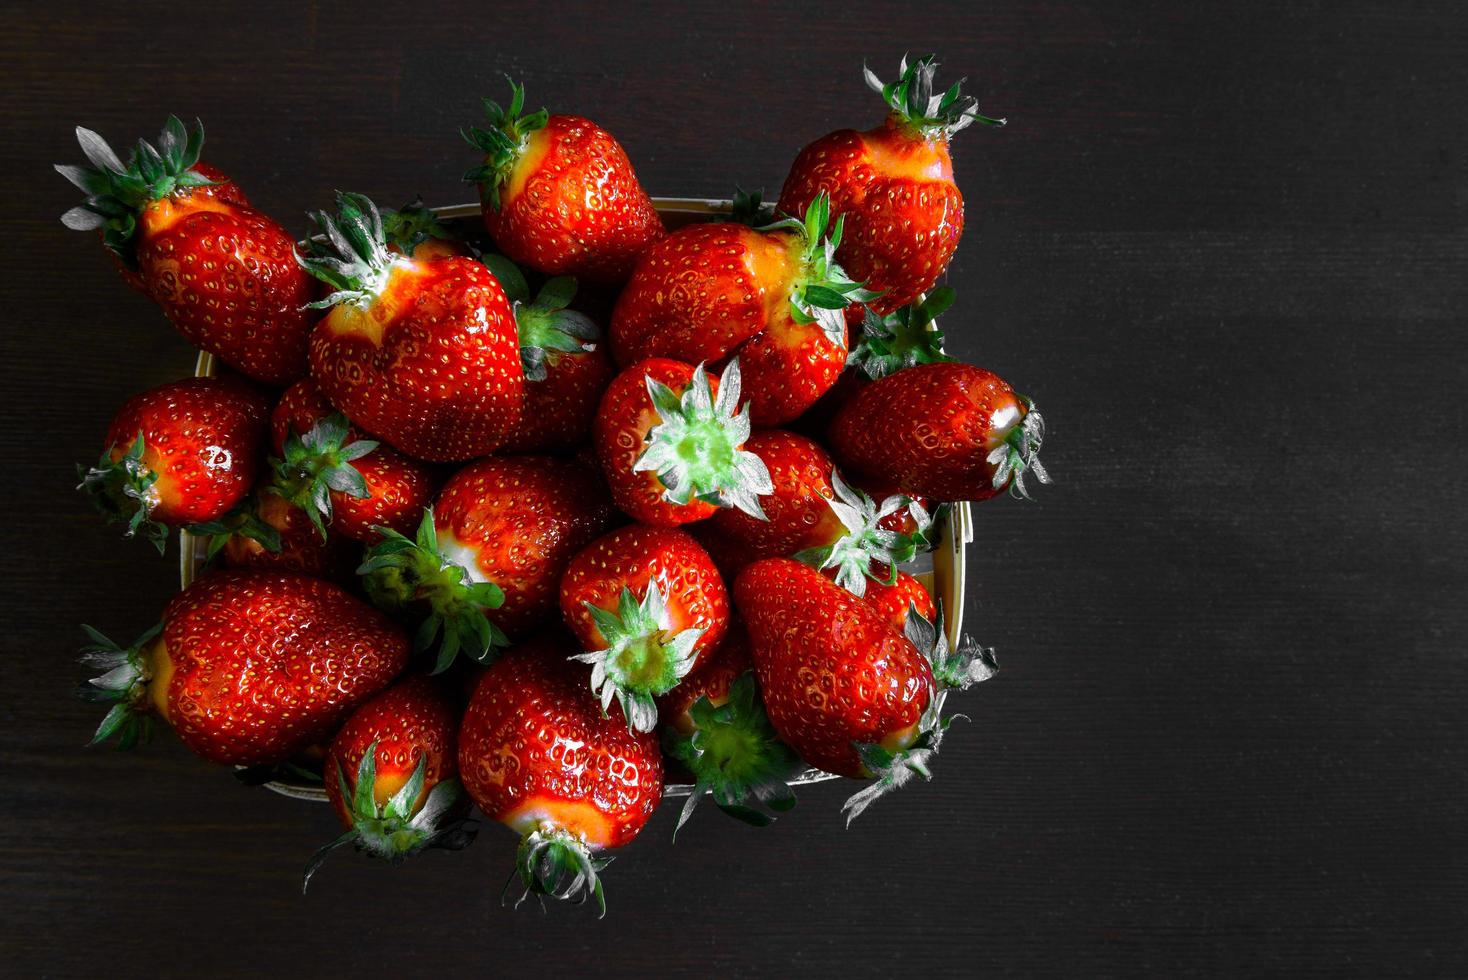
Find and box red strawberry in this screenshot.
[458,634,663,914]
[611,194,878,425]
[829,361,1049,502]
[463,79,663,284]
[300,192,524,462]
[58,117,316,384]
[658,626,803,833]
[77,375,270,552]
[705,429,934,590]
[80,569,408,764]
[305,676,473,889]
[199,487,358,584]
[268,379,437,543]
[360,456,614,671]
[778,56,1005,314]
[593,358,772,526]
[481,259,616,453]
[105,159,249,295]
[735,558,997,820]
[559,525,729,733]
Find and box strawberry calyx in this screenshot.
[190,499,284,564]
[764,193,883,347]
[268,413,378,538]
[793,470,935,597]
[989,396,1051,500]
[298,191,407,309]
[663,674,802,836]
[77,433,168,553]
[382,199,454,254]
[847,287,956,380]
[504,271,600,383]
[358,508,509,673]
[462,77,551,211]
[570,583,704,734]
[840,606,998,824]
[864,54,1006,140]
[728,186,778,228]
[302,742,475,892]
[635,359,774,519]
[57,115,214,265]
[509,823,611,917]
[76,622,163,750]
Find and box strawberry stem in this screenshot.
[76,432,167,553]
[793,471,935,597]
[863,54,1006,139]
[508,824,610,917]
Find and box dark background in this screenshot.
[3,1,1464,976]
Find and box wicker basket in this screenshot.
[178,197,973,802]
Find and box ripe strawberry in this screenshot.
[304,676,473,890]
[195,487,357,584]
[360,456,614,671]
[853,568,936,634]
[58,117,316,384]
[658,626,803,833]
[481,258,616,453]
[778,56,1005,314]
[611,194,878,425]
[300,192,524,462]
[735,558,996,820]
[829,361,1049,502]
[77,375,270,552]
[559,525,729,733]
[268,379,436,542]
[705,429,934,591]
[463,78,663,284]
[593,358,772,526]
[458,634,663,914]
[80,569,409,764]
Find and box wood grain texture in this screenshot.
[2,1,1465,976]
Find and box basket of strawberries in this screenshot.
[64,55,1047,913]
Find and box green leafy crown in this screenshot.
[297,191,403,309]
[481,257,600,382]
[663,673,803,836]
[841,605,999,825]
[847,287,956,380]
[56,116,214,265]
[302,742,475,892]
[760,193,883,347]
[988,396,1051,500]
[462,77,550,210]
[382,198,456,254]
[793,470,936,597]
[570,582,705,734]
[76,433,168,554]
[269,413,378,538]
[864,54,1006,138]
[508,824,612,917]
[634,359,774,519]
[189,499,284,565]
[76,622,163,750]
[358,508,509,674]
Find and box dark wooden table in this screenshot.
[4,2,1464,976]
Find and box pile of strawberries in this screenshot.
[62,56,1047,912]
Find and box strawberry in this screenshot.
[658,626,803,833]
[77,375,270,552]
[734,558,997,821]
[829,361,1049,502]
[58,117,315,384]
[300,192,524,462]
[458,633,663,914]
[610,194,878,425]
[704,429,934,592]
[360,456,614,671]
[559,525,729,733]
[195,487,357,584]
[593,358,772,526]
[463,78,663,284]
[777,56,1005,314]
[268,379,436,542]
[853,569,936,634]
[480,258,616,453]
[304,676,473,890]
[80,569,409,764]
